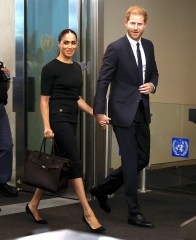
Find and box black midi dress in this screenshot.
[41,59,83,179]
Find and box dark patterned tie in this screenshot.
[136,42,143,84]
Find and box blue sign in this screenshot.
[172,138,189,158]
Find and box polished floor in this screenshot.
[0,189,196,240]
[0,197,79,216]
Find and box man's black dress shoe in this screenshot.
[0,183,18,197]
[128,214,155,228]
[82,215,106,233]
[89,187,111,213]
[25,204,48,224]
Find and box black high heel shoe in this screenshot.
[25,204,48,224]
[82,215,105,233]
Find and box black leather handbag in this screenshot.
[23,138,72,194]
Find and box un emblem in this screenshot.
[172,138,189,158]
[40,34,54,52]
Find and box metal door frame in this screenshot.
[14,0,26,187]
[84,0,109,189]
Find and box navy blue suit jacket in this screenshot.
[93,35,159,127]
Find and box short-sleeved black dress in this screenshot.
[41,59,83,179]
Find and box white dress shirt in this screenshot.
[126,34,146,84]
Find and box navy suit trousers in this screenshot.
[0,103,13,183]
[98,101,150,216]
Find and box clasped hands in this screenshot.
[95,114,111,129]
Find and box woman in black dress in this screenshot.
[25,29,105,233]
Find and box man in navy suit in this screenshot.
[90,6,159,228]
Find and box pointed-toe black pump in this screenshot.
[25,204,48,224]
[82,215,106,233]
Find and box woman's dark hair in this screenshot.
[58,29,77,42]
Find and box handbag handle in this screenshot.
[40,138,60,155]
